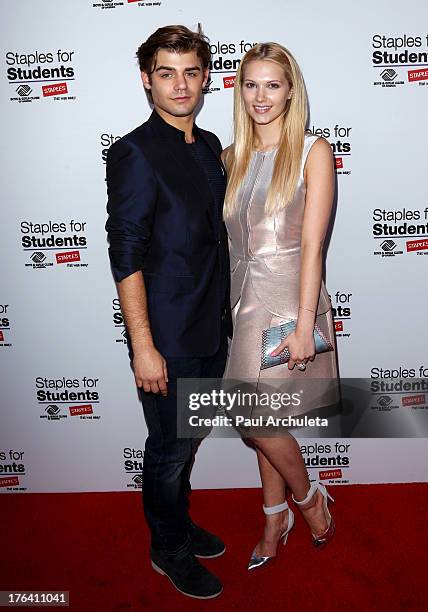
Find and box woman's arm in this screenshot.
[296,137,335,335]
[271,138,334,369]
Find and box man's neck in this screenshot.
[155,107,195,143]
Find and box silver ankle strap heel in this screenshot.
[292,482,335,548]
[248,500,295,571]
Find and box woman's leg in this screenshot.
[252,434,329,537]
[253,448,289,556]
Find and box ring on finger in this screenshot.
[296,362,306,371]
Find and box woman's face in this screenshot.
[241,59,292,127]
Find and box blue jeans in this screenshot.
[139,329,228,553]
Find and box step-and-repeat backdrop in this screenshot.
[1,0,427,493]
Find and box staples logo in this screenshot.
[223,76,236,88]
[0,331,4,342]
[319,469,342,480]
[56,251,80,264]
[406,239,428,252]
[0,476,19,487]
[42,83,68,97]
[402,394,425,407]
[408,69,428,82]
[334,321,343,332]
[69,404,93,416]
[335,157,343,169]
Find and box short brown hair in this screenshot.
[136,24,211,74]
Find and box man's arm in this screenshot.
[105,138,168,395]
[116,272,168,395]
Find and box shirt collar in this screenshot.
[149,109,200,142]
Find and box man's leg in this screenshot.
[185,322,229,557]
[140,356,222,599]
[141,356,202,553]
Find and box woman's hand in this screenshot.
[270,329,315,371]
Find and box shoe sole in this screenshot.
[151,561,223,599]
[194,546,226,559]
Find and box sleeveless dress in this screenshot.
[224,135,339,418]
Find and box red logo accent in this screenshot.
[70,404,93,416]
[56,251,80,264]
[335,157,343,169]
[402,394,426,406]
[406,239,428,252]
[334,320,343,332]
[0,331,4,342]
[0,476,19,487]
[127,0,140,2]
[319,469,342,480]
[223,76,236,88]
[42,82,68,97]
[408,69,428,82]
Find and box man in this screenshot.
[105,25,230,599]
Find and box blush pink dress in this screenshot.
[224,135,339,417]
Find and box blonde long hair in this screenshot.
[224,43,308,217]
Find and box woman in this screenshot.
[222,43,339,570]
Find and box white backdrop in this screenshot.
[1,0,428,493]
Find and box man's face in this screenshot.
[142,49,209,119]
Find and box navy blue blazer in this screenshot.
[105,110,231,358]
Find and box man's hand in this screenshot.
[133,347,168,395]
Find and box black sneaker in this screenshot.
[188,520,226,558]
[151,547,223,599]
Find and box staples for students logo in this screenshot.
[408,69,428,82]
[223,76,236,88]
[335,157,343,169]
[334,321,344,332]
[69,404,93,416]
[402,394,426,406]
[319,469,342,480]
[42,82,68,97]
[406,239,428,252]
[0,476,19,487]
[56,251,80,264]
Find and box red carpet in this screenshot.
[1,484,427,611]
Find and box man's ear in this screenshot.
[141,71,151,90]
[202,67,210,88]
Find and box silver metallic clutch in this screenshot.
[261,320,334,370]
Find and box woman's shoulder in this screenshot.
[303,132,332,158]
[221,144,234,169]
